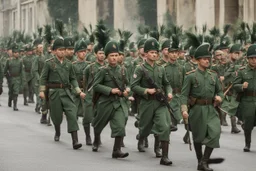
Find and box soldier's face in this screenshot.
[146,50,158,61]
[7,49,12,56]
[215,53,222,60]
[162,48,169,57]
[87,44,93,52]
[230,52,239,60]
[55,48,65,58]
[27,51,33,55]
[66,48,74,57]
[13,52,19,58]
[96,51,105,62]
[168,51,178,61]
[139,48,144,55]
[118,54,124,63]
[37,44,43,53]
[197,57,210,68]
[178,51,185,59]
[107,53,119,66]
[248,57,256,68]
[76,50,86,60]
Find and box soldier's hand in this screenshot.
[182,111,189,119]
[167,93,173,101]
[243,82,249,89]
[214,95,222,103]
[111,88,121,95]
[128,96,135,101]
[80,92,86,99]
[146,88,156,95]
[219,76,225,82]
[123,90,129,97]
[39,92,45,99]
[0,87,2,95]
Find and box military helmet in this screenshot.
[52,37,65,50]
[229,44,241,53]
[144,38,159,53]
[104,40,119,57]
[129,42,137,52]
[74,39,88,54]
[161,39,171,51]
[194,43,212,59]
[246,44,256,57]
[12,43,19,53]
[137,38,146,49]
[64,37,75,49]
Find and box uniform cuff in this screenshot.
[144,88,148,94]
[75,87,82,94]
[181,105,188,112]
[40,85,46,92]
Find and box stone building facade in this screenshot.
[0,0,51,36]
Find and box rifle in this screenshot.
[140,64,174,116]
[184,118,192,151]
[224,84,233,97]
[106,68,126,94]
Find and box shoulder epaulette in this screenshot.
[45,57,54,62]
[239,66,246,70]
[186,69,196,75]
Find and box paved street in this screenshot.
[0,85,256,171]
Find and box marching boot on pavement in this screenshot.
[137,136,145,152]
[54,125,61,141]
[23,94,28,106]
[120,137,125,147]
[194,142,203,170]
[92,133,100,152]
[144,137,149,148]
[8,97,12,107]
[28,94,35,103]
[154,135,162,158]
[160,141,172,165]
[112,137,129,158]
[71,131,82,150]
[231,116,241,134]
[83,125,92,145]
[221,113,228,126]
[35,103,41,114]
[40,113,48,124]
[13,95,19,111]
[243,130,252,152]
[200,146,214,171]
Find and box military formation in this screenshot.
[1,20,256,171]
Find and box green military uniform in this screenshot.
[72,40,90,118]
[131,38,172,166]
[4,44,25,111]
[92,40,129,158]
[40,37,82,150]
[233,44,256,152]
[181,44,224,171]
[22,45,34,105]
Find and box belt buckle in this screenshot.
[60,84,63,88]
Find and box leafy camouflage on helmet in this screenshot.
[246,22,256,44]
[117,29,133,53]
[83,23,95,44]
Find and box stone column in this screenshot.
[78,0,97,30]
[114,0,125,29]
[243,0,255,23]
[195,0,215,30]
[177,0,195,29]
[17,0,21,30]
[157,0,167,26]
[219,0,225,28]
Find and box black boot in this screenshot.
[183,132,190,144]
[231,116,241,134]
[40,114,47,124]
[92,133,100,152]
[8,96,12,107]
[244,130,252,152]
[71,131,82,150]
[28,94,35,103]
[138,136,145,152]
[112,137,129,158]
[160,141,172,166]
[221,113,228,126]
[54,125,61,141]
[83,125,92,145]
[144,137,149,148]
[200,146,213,171]
[35,103,41,114]
[24,96,28,106]
[154,135,162,158]
[13,95,18,111]
[120,137,125,147]
[170,115,178,132]
[193,143,203,170]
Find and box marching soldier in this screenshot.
[72,39,90,118]
[233,44,256,152]
[39,37,85,150]
[4,43,25,111]
[131,38,173,165]
[64,37,77,62]
[91,40,129,158]
[181,44,224,171]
